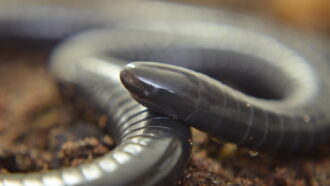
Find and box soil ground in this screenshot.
[0,41,114,173]
[0,39,329,185]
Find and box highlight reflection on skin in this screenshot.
[120,61,330,153]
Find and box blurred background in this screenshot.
[171,0,330,36]
[0,0,330,185]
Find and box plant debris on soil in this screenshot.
[1,41,330,186]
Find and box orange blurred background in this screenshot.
[170,0,330,35]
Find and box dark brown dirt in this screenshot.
[178,129,330,186]
[170,1,330,185]
[1,32,330,186]
[0,41,115,173]
[0,42,329,185]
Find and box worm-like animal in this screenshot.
[60,25,330,154]
[0,1,211,185]
[118,26,330,153]
[0,0,329,185]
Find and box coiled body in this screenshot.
[117,24,330,153]
[0,1,206,185]
[0,0,330,185]
[58,26,330,153]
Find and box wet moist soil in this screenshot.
[1,41,330,186]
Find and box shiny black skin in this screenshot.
[0,1,201,186]
[52,59,192,186]
[0,1,329,186]
[53,24,330,154]
[119,35,330,153]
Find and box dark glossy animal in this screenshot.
[0,1,329,186]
